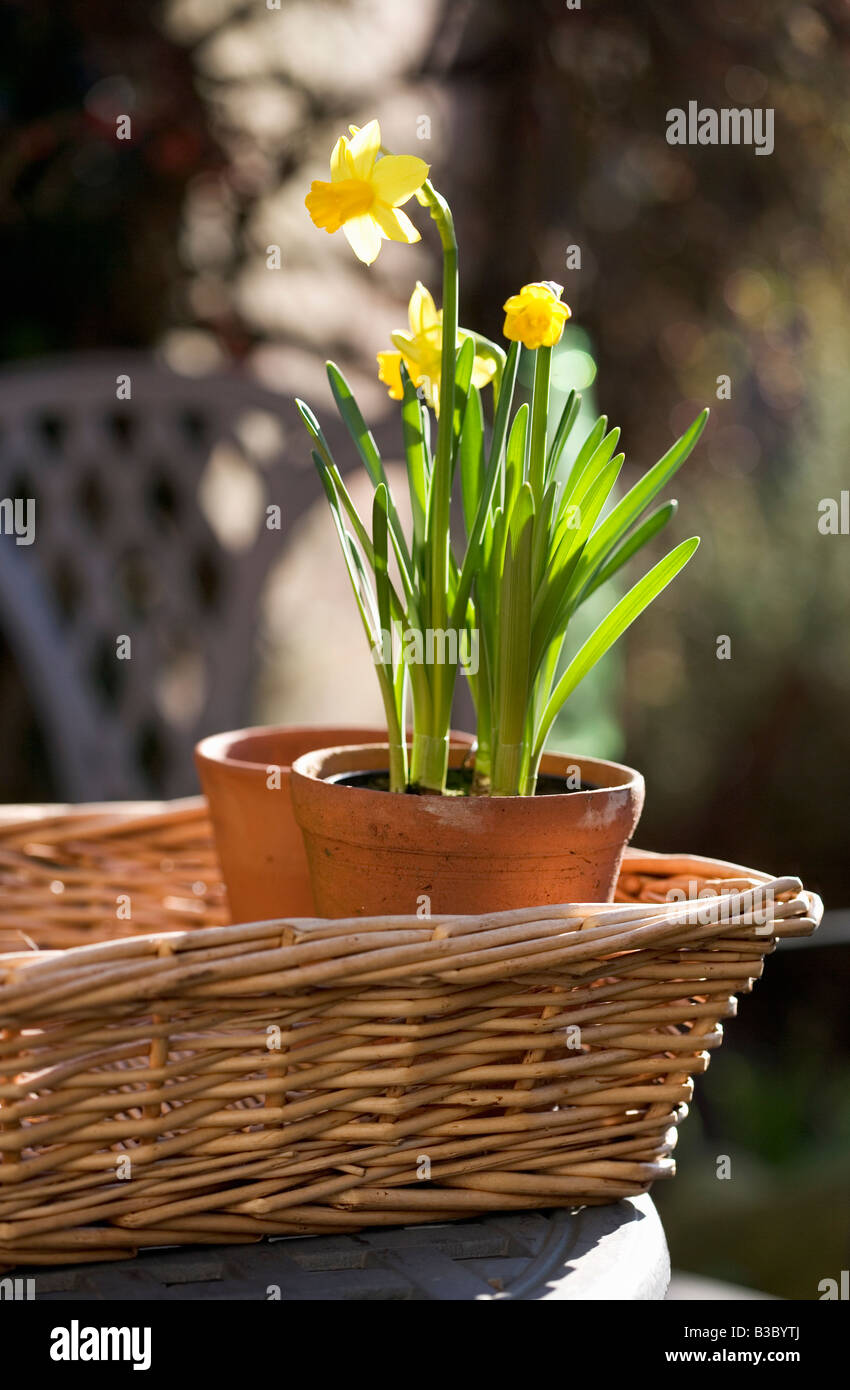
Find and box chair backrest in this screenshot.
[0,353,323,799]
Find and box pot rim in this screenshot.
[292,742,644,801]
[195,724,392,775]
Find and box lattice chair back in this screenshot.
[0,353,319,799]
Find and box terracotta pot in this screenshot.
[291,742,645,918]
[195,725,392,921]
[196,726,475,922]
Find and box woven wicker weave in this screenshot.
[0,801,821,1269]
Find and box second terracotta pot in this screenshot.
[195,725,391,922]
[290,742,645,918]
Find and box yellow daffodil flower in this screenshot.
[503,281,571,350]
[305,119,429,265]
[377,282,496,414]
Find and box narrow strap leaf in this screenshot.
[559,413,608,504]
[296,397,339,474]
[504,402,528,517]
[551,427,621,552]
[327,360,413,575]
[492,485,535,794]
[530,453,624,670]
[556,425,619,528]
[527,344,552,504]
[579,500,678,603]
[326,363,384,486]
[572,409,708,593]
[459,385,484,539]
[534,537,700,763]
[545,388,580,485]
[372,484,392,643]
[448,342,519,631]
[400,362,430,557]
[451,335,476,480]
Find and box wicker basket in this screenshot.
[0,800,821,1269]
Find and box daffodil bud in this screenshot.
[503,282,572,350]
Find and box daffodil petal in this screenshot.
[472,357,497,388]
[371,153,430,206]
[372,203,421,245]
[409,281,438,336]
[413,368,439,412]
[347,120,381,179]
[330,136,348,182]
[376,350,404,400]
[391,331,424,364]
[343,214,383,265]
[398,351,437,409]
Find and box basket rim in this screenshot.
[0,802,823,997]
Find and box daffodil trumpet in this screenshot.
[300,120,707,796]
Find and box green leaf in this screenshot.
[459,385,484,539]
[295,397,339,475]
[492,484,535,793]
[527,344,552,504]
[400,362,430,558]
[448,342,519,631]
[572,408,708,594]
[346,532,380,633]
[346,528,405,789]
[372,484,392,643]
[533,536,701,762]
[480,504,506,686]
[545,388,581,485]
[327,361,413,576]
[559,414,608,503]
[325,463,373,559]
[314,449,379,644]
[311,450,409,630]
[488,340,520,486]
[552,427,621,551]
[579,500,678,602]
[531,476,559,594]
[451,335,476,477]
[326,363,384,487]
[505,402,529,514]
[530,452,625,669]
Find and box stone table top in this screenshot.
[26,1195,669,1302]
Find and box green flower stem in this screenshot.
[385,661,408,792]
[418,179,459,791]
[528,345,552,503]
[411,730,450,790]
[387,738,407,792]
[491,742,523,797]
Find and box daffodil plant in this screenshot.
[298,119,706,796]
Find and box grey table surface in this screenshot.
[23,1194,669,1302]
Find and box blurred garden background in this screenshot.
[0,0,847,1296]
